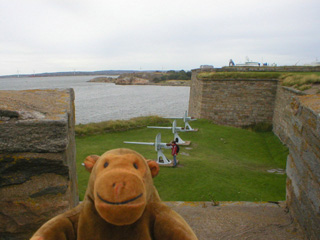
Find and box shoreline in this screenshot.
[88,77,190,86]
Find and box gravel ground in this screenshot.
[165,201,306,240]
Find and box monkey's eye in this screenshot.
[133,163,138,169]
[104,162,109,168]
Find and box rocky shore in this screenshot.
[88,76,190,86]
[87,76,116,83]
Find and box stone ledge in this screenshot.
[298,94,320,114]
[0,89,74,153]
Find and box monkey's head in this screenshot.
[83,148,159,226]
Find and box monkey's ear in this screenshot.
[147,160,159,178]
[83,155,100,173]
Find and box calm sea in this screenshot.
[0,75,190,124]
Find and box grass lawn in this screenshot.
[75,119,288,202]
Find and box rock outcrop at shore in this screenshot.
[115,76,150,85]
[88,71,191,86]
[88,76,116,83]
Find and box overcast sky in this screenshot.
[0,0,319,75]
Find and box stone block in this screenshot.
[301,145,320,183]
[286,155,302,199]
[0,89,74,153]
[287,185,320,239]
[305,174,320,215]
[302,125,320,157]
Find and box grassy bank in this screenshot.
[280,73,320,91]
[197,72,282,80]
[197,71,320,92]
[75,116,171,136]
[76,118,288,202]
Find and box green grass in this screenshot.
[197,71,320,92]
[75,116,171,136]
[197,72,282,80]
[280,73,320,91]
[76,119,288,202]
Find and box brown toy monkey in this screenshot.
[30,148,198,240]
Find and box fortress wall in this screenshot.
[272,86,306,143]
[0,89,78,240]
[188,69,278,127]
[273,91,320,239]
[189,68,320,238]
[188,69,204,118]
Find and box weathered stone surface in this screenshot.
[0,153,69,187]
[0,89,78,240]
[274,88,320,239]
[188,69,278,127]
[299,94,320,113]
[0,171,72,239]
[287,182,320,240]
[0,178,70,240]
[0,89,74,153]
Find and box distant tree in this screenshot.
[153,77,161,83]
[151,70,192,81]
[160,75,167,81]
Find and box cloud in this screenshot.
[0,0,319,75]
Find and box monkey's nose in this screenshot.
[112,182,126,197]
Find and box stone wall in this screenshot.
[273,90,320,239]
[273,86,306,143]
[188,69,278,127]
[0,89,78,240]
[189,68,320,238]
[188,69,203,118]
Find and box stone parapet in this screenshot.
[0,89,74,153]
[272,86,306,143]
[0,89,78,240]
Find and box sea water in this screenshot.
[0,75,190,124]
